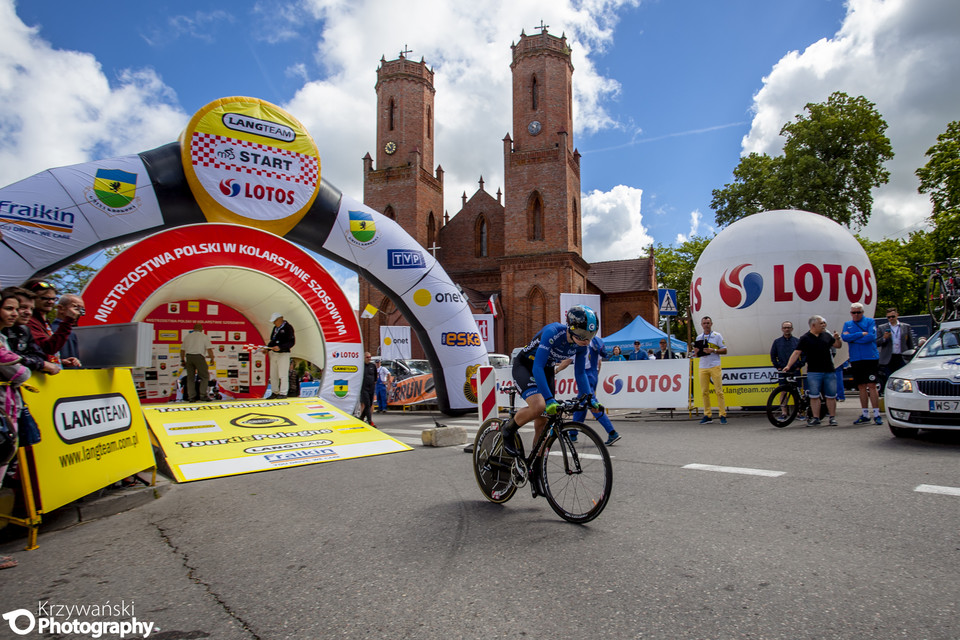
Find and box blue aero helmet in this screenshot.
[566,305,598,342]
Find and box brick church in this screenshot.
[359,27,659,356]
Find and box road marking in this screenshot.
[547,450,606,461]
[682,463,785,477]
[915,484,960,496]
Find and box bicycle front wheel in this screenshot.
[540,422,612,523]
[766,385,800,427]
[927,274,948,324]
[473,418,517,504]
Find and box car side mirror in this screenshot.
[902,348,916,362]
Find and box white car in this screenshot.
[885,320,960,438]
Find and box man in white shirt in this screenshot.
[877,307,915,392]
[691,316,728,424]
[181,323,215,402]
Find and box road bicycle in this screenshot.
[472,396,613,523]
[919,258,960,324]
[765,374,814,427]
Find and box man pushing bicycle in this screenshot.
[500,305,604,461]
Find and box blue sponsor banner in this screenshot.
[387,249,426,269]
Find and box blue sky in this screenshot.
[3,0,958,305]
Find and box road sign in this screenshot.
[658,289,678,316]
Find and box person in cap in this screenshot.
[265,312,295,399]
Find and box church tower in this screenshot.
[500,27,589,347]
[360,51,444,353]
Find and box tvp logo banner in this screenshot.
[691,210,875,358]
[143,397,410,482]
[380,325,411,360]
[24,370,156,513]
[180,97,320,236]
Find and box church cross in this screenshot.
[535,20,549,34]
[428,242,441,258]
[400,44,413,58]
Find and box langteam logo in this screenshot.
[331,365,358,373]
[53,393,132,444]
[719,263,763,309]
[388,249,426,269]
[603,375,624,395]
[222,113,296,143]
[230,413,296,428]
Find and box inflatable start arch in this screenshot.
[0,97,486,414]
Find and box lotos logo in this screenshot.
[332,351,360,359]
[603,375,624,395]
[219,178,241,197]
[720,264,763,309]
[441,331,482,347]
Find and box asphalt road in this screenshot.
[3,405,959,640]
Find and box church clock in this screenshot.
[384,141,397,155]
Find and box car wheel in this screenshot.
[889,424,919,438]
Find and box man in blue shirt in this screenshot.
[841,302,882,424]
[569,336,621,446]
[628,340,649,361]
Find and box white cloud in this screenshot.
[675,209,703,244]
[581,185,649,261]
[741,0,960,240]
[0,0,187,186]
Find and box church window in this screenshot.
[572,198,580,247]
[620,312,632,329]
[527,191,544,241]
[388,98,396,131]
[383,205,396,220]
[531,74,539,110]
[427,106,432,139]
[475,215,488,258]
[427,211,436,252]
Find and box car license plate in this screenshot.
[929,400,960,412]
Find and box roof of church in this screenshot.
[587,257,654,294]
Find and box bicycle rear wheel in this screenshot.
[473,418,517,504]
[540,422,612,523]
[766,385,800,427]
[927,274,948,324]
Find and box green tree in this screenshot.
[712,91,893,228]
[44,245,128,294]
[857,232,932,315]
[916,119,960,260]
[652,235,712,341]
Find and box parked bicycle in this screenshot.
[765,374,819,427]
[472,395,613,523]
[919,258,960,324]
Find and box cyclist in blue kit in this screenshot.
[500,305,604,460]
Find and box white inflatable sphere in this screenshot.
[690,210,875,358]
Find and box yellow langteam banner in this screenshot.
[692,354,779,408]
[25,370,156,513]
[144,398,411,482]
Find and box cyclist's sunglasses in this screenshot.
[569,328,594,342]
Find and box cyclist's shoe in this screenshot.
[806,417,821,426]
[500,420,522,458]
[719,416,727,424]
[776,412,789,422]
[828,416,838,426]
[853,416,872,425]
[604,431,621,446]
[873,415,884,425]
[699,416,713,424]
